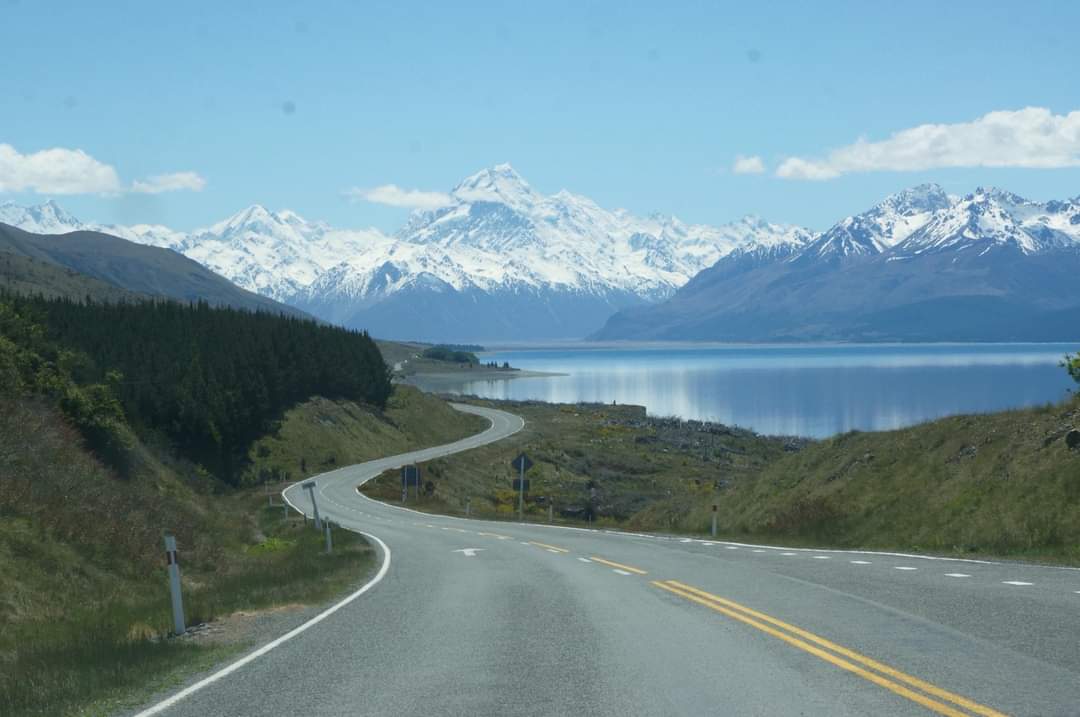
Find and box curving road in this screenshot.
[134,404,1080,717]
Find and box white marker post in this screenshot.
[711,504,718,537]
[324,521,333,555]
[548,503,553,524]
[302,481,321,530]
[164,535,186,636]
[466,497,471,518]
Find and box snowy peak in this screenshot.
[0,199,84,234]
[878,183,952,215]
[451,163,535,209]
[896,187,1080,256]
[805,183,955,260]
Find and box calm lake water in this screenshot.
[409,344,1079,438]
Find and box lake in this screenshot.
[407,343,1079,438]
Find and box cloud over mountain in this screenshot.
[777,107,1080,180]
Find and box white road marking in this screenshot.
[452,548,485,557]
[725,546,739,550]
[546,549,561,554]
[520,541,530,545]
[812,556,830,560]
[577,557,592,563]
[850,560,871,565]
[752,549,766,553]
[945,573,971,578]
[781,552,797,556]
[701,541,718,546]
[895,567,918,571]
[1003,581,1033,586]
[613,569,633,576]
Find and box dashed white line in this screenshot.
[812,556,830,560]
[613,569,633,576]
[850,560,871,565]
[781,552,797,556]
[945,573,971,578]
[577,557,592,563]
[519,541,530,545]
[726,546,739,550]
[1003,581,1033,586]
[546,549,561,554]
[895,567,918,571]
[752,549,767,553]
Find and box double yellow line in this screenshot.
[653,580,1007,717]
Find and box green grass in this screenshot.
[362,395,1080,564]
[361,399,793,526]
[1,383,485,716]
[243,384,488,483]
[0,389,445,716]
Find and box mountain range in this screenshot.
[0,165,810,341]
[594,184,1080,342]
[3,170,1080,343]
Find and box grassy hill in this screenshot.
[0,252,147,302]
[0,290,484,716]
[0,384,486,717]
[363,395,1080,564]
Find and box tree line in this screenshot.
[0,294,391,484]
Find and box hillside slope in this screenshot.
[0,222,308,318]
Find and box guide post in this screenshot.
[164,534,185,636]
[302,481,321,530]
[510,453,533,522]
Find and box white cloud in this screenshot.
[0,143,122,194]
[346,184,453,210]
[732,155,766,175]
[776,107,1080,180]
[0,142,206,196]
[130,171,206,194]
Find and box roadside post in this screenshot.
[402,466,420,504]
[548,503,553,524]
[324,521,333,555]
[164,535,185,636]
[466,497,471,517]
[302,481,321,530]
[511,453,533,522]
[711,504,718,538]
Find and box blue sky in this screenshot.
[2,1,1079,232]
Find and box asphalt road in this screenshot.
[134,404,1080,717]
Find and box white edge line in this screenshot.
[133,496,392,717]
[331,405,1077,575]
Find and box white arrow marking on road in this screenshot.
[453,548,485,557]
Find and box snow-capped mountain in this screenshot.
[595,186,1080,342]
[8,171,1079,343]
[0,166,811,340]
[801,183,953,260]
[0,199,84,234]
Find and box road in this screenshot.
[135,404,1080,717]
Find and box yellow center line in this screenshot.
[654,580,1007,717]
[665,581,1006,717]
[589,556,648,575]
[528,541,570,553]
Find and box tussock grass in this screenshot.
[0,399,376,717]
[363,395,1080,564]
